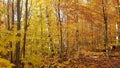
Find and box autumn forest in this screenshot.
[0,0,120,68]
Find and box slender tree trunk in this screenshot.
[9,0,15,63]
[60,0,68,58]
[7,0,12,62]
[64,15,68,57]
[116,0,120,46]
[11,0,14,29]
[102,0,109,57]
[23,0,28,58]
[58,0,63,59]
[15,0,21,68]
[6,0,14,63]
[75,14,80,57]
[7,0,10,30]
[20,0,23,20]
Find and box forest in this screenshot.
[0,0,120,68]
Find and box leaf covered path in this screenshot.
[76,56,120,68]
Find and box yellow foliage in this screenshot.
[0,58,14,68]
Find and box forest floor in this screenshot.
[45,47,120,68]
[76,49,120,68]
[58,54,120,68]
[59,49,120,68]
[77,56,120,68]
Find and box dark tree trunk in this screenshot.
[11,0,14,29]
[58,0,63,59]
[7,0,10,30]
[23,0,28,58]
[15,0,21,68]
[102,0,109,57]
[7,0,14,63]
[9,0,15,63]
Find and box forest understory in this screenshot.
[0,0,120,68]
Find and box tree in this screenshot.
[116,0,120,46]
[23,0,28,58]
[58,0,63,59]
[101,0,109,57]
[15,0,21,67]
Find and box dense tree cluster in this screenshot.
[0,0,120,68]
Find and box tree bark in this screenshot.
[102,0,109,57]
[116,0,120,46]
[10,0,15,63]
[7,0,10,30]
[58,0,63,59]
[15,0,21,68]
[23,0,28,58]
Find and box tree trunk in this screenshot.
[9,0,14,63]
[7,0,14,63]
[7,0,10,30]
[64,15,68,57]
[11,0,14,29]
[15,0,21,68]
[116,0,120,46]
[58,0,63,59]
[102,0,109,57]
[23,0,28,58]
